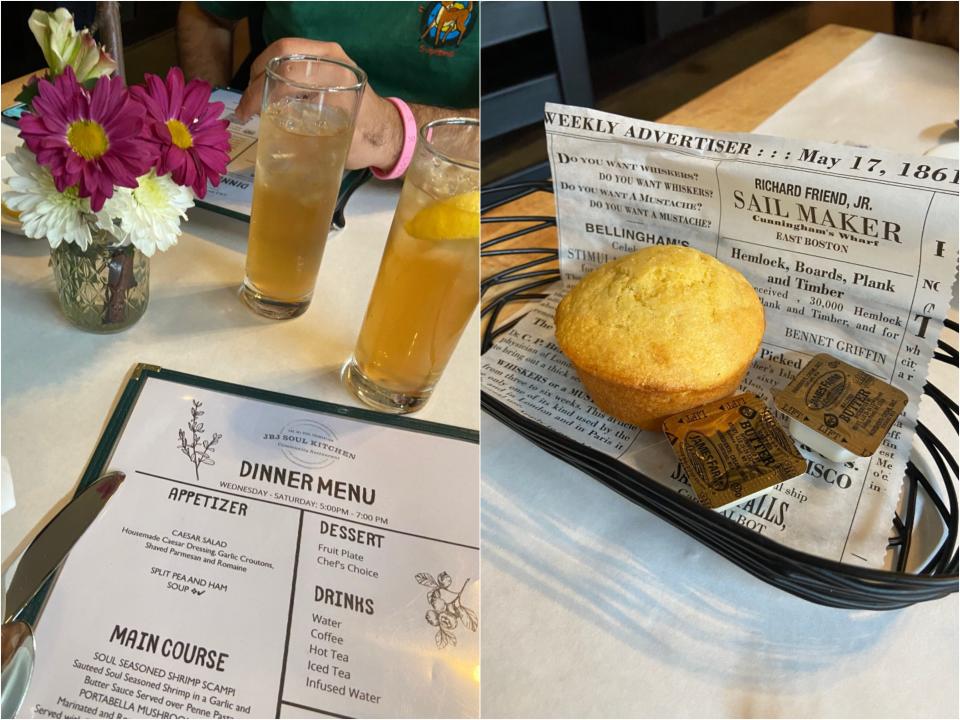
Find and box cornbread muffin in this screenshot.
[554,246,764,430]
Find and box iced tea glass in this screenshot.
[343,118,480,414]
[240,55,366,319]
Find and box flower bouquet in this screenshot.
[3,9,231,332]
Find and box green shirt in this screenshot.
[200,1,479,109]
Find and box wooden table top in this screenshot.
[480,24,875,328]
[1,71,41,111]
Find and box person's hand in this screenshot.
[236,38,403,171]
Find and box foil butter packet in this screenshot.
[773,353,909,462]
[663,393,808,510]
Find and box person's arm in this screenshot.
[234,38,478,172]
[357,100,479,174]
[177,1,236,85]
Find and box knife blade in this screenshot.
[4,472,125,623]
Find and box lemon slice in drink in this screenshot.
[405,190,479,241]
[1,202,20,221]
[0,201,24,236]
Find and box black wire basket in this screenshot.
[480,180,959,611]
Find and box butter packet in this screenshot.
[663,393,807,510]
[773,353,908,462]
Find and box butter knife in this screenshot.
[1,471,125,718]
[4,471,125,624]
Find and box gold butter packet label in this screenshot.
[773,353,908,457]
[663,393,807,510]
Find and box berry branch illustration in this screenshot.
[415,571,477,649]
[177,400,222,481]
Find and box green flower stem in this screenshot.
[50,238,149,333]
[104,246,135,325]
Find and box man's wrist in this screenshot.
[371,97,417,180]
[377,96,405,170]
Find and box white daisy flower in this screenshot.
[5,145,95,249]
[97,170,194,257]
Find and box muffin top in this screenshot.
[555,246,764,391]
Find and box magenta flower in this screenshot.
[131,68,230,198]
[18,67,152,212]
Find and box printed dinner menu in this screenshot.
[17,372,480,719]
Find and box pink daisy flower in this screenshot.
[131,68,230,199]
[19,67,152,212]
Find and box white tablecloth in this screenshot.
[0,122,479,571]
[480,362,958,717]
[480,33,959,718]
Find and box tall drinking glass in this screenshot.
[343,118,480,414]
[241,55,366,319]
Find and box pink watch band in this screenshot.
[371,97,417,180]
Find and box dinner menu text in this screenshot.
[18,376,479,719]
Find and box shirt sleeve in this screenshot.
[197,2,250,21]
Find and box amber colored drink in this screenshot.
[242,100,352,315]
[352,183,479,395]
[343,117,479,414]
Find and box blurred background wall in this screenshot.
[481,1,959,184]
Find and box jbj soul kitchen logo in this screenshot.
[263,419,357,469]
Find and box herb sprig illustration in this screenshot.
[177,400,221,480]
[415,570,477,649]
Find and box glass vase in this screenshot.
[50,236,150,333]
